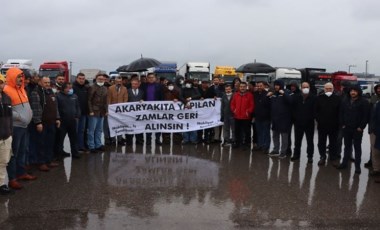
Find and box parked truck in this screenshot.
[179,62,210,82]
[1,59,33,76]
[331,71,358,93]
[39,61,69,83]
[268,68,302,88]
[213,66,242,83]
[79,68,106,83]
[299,68,331,95]
[154,62,177,82]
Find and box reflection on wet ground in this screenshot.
[1,133,380,229]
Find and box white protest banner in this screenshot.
[108,99,223,136]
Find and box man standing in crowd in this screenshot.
[221,84,235,146]
[107,76,128,145]
[141,73,163,145]
[253,81,271,154]
[365,84,380,168]
[31,77,61,171]
[287,81,301,156]
[0,74,13,195]
[126,78,144,145]
[4,68,35,190]
[315,83,341,166]
[197,80,209,143]
[268,80,292,159]
[72,73,89,152]
[291,82,316,163]
[205,76,224,144]
[337,85,370,174]
[181,79,201,144]
[230,82,254,150]
[57,82,81,159]
[88,74,108,153]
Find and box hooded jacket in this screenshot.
[3,68,33,128]
[270,80,292,132]
[0,91,12,140]
[340,85,369,130]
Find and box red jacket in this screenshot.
[230,91,254,120]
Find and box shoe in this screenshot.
[268,151,280,157]
[364,160,373,168]
[252,146,262,151]
[0,185,15,195]
[355,169,361,174]
[278,153,287,159]
[96,146,106,152]
[336,164,347,170]
[90,149,98,154]
[48,162,60,168]
[78,148,89,153]
[350,157,355,162]
[72,154,81,159]
[222,142,231,146]
[262,149,269,155]
[331,160,340,168]
[38,164,50,172]
[369,171,380,177]
[307,158,313,164]
[9,180,22,190]
[290,156,300,161]
[17,174,37,180]
[155,140,163,146]
[62,151,71,158]
[318,159,326,166]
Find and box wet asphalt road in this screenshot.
[0,130,379,229]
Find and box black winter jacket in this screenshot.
[315,94,341,131]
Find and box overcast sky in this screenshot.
[1,0,379,75]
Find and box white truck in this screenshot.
[268,68,302,88]
[179,62,211,82]
[0,59,33,76]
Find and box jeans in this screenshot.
[7,127,28,180]
[318,128,338,160]
[183,131,197,143]
[293,123,314,159]
[223,117,235,142]
[39,124,56,163]
[60,119,79,156]
[28,124,41,165]
[272,131,289,154]
[234,119,251,146]
[87,116,104,150]
[255,120,271,150]
[341,128,363,170]
[77,115,87,150]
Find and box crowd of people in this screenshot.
[1,67,380,196]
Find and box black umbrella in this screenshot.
[124,56,161,72]
[116,65,128,72]
[236,62,275,73]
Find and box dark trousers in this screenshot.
[39,124,56,164]
[58,119,79,157]
[293,123,314,159]
[318,128,338,160]
[234,119,251,146]
[255,120,271,150]
[341,128,363,169]
[126,134,144,144]
[7,127,28,180]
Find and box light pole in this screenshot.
[365,60,368,78]
[348,64,356,73]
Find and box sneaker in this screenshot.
[278,153,287,159]
[268,151,280,157]
[0,185,15,195]
[364,160,373,168]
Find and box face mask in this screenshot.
[325,92,333,97]
[179,80,184,84]
[52,88,57,94]
[97,82,104,87]
[185,83,191,88]
[265,88,269,91]
[302,88,310,94]
[68,89,74,95]
[168,85,174,91]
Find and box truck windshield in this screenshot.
[156,72,177,82]
[279,78,302,87]
[39,70,62,78]
[222,75,237,83]
[341,80,358,87]
[188,72,209,81]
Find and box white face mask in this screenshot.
[179,80,184,84]
[168,85,174,91]
[185,83,191,88]
[226,92,232,96]
[302,88,310,94]
[325,92,333,97]
[97,82,104,87]
[52,88,57,94]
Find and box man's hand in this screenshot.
[56,120,61,128]
[36,124,43,133]
[89,112,94,116]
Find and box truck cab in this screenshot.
[213,66,241,83]
[1,59,33,76]
[39,61,69,83]
[268,68,302,88]
[331,71,358,93]
[154,62,177,82]
[244,73,270,83]
[180,62,210,82]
